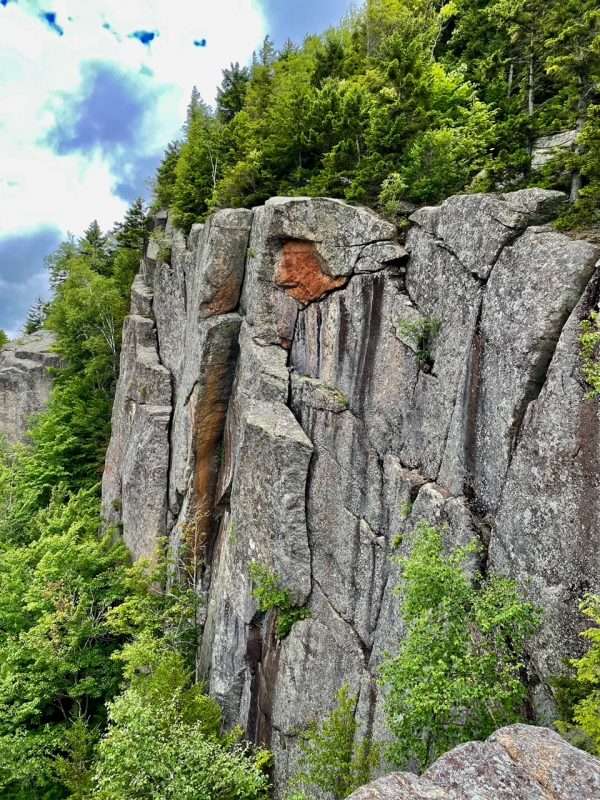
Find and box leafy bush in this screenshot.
[92,647,271,800]
[381,523,541,770]
[396,317,441,366]
[580,311,600,397]
[555,594,600,754]
[291,684,378,800]
[249,561,310,639]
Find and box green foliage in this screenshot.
[153,141,181,211]
[396,316,441,366]
[381,523,541,770]
[91,647,270,800]
[580,311,600,397]
[172,105,223,231]
[23,298,49,335]
[292,685,378,800]
[155,0,599,226]
[0,330,8,349]
[249,561,310,639]
[0,487,133,797]
[555,594,600,754]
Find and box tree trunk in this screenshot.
[570,91,588,203]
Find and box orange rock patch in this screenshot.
[275,240,347,304]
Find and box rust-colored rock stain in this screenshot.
[275,240,347,304]
[188,363,235,564]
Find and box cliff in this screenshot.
[348,724,600,799]
[101,190,600,794]
[0,330,58,445]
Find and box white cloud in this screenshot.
[0,0,267,239]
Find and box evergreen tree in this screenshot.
[0,330,8,349]
[216,62,250,122]
[114,198,149,253]
[79,221,112,276]
[172,108,223,230]
[153,141,181,211]
[23,297,48,334]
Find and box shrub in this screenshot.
[381,523,541,770]
[555,594,600,754]
[249,561,310,639]
[292,684,378,800]
[92,648,270,800]
[580,311,600,398]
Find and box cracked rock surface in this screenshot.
[347,725,600,800]
[0,330,59,445]
[101,191,600,796]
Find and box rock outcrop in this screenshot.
[0,330,58,444]
[347,725,600,800]
[102,190,600,795]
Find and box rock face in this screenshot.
[347,725,600,800]
[0,330,59,444]
[532,129,579,171]
[102,191,600,795]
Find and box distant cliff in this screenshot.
[0,330,58,445]
[101,190,600,795]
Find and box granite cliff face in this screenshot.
[0,330,58,445]
[101,190,600,794]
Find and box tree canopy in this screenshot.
[154,0,599,232]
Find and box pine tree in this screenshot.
[153,141,181,210]
[114,198,149,253]
[79,221,112,276]
[216,62,250,122]
[23,298,48,334]
[0,330,8,349]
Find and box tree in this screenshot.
[79,221,112,276]
[172,108,223,230]
[292,685,378,800]
[0,488,133,797]
[91,644,270,800]
[217,62,250,122]
[23,297,48,334]
[0,330,8,349]
[114,198,149,253]
[556,594,600,753]
[381,524,541,770]
[153,141,182,211]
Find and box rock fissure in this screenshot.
[96,190,600,796]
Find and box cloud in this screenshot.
[46,61,163,154]
[260,0,356,44]
[0,0,267,330]
[0,227,62,336]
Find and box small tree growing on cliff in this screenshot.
[291,684,378,800]
[381,523,541,770]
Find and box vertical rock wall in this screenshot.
[0,330,59,445]
[102,191,600,795]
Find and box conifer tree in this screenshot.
[216,62,250,122]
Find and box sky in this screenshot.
[0,0,356,338]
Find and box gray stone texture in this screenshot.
[100,193,600,797]
[348,725,600,800]
[0,330,59,444]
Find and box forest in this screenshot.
[0,0,599,797]
[157,0,600,233]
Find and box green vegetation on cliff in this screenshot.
[0,202,268,798]
[155,0,599,231]
[381,524,541,769]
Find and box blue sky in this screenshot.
[0,0,356,337]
